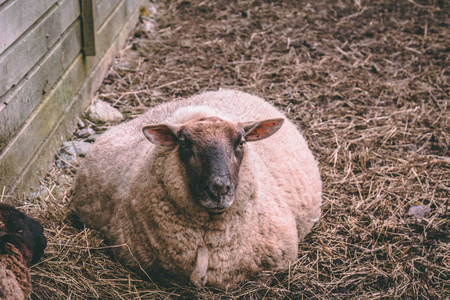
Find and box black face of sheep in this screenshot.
[143,117,284,215]
[0,204,47,266]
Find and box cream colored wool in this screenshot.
[73,90,322,288]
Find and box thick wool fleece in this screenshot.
[0,243,31,300]
[73,90,322,288]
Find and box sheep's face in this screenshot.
[176,117,243,214]
[143,116,284,215]
[0,203,47,266]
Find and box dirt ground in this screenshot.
[6,0,449,299]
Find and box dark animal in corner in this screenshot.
[0,203,47,300]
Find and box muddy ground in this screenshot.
[7,0,449,299]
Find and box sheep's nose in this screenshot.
[209,177,231,199]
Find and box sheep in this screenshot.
[0,204,47,299]
[0,240,31,300]
[72,90,322,288]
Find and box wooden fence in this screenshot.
[0,0,144,194]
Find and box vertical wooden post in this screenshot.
[80,0,96,56]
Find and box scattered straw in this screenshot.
[4,0,448,299]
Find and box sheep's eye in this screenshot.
[178,135,188,148]
[237,138,246,148]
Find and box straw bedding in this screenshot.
[3,0,448,299]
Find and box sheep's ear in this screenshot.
[142,124,179,146]
[239,118,284,142]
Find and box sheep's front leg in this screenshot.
[190,246,209,287]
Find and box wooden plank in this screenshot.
[61,19,83,70]
[127,0,142,16]
[0,102,6,151]
[80,0,143,109]
[59,0,80,33]
[0,0,58,53]
[96,0,128,47]
[2,0,146,194]
[0,5,61,97]
[84,0,128,72]
[14,88,83,193]
[0,43,63,152]
[0,22,81,151]
[0,55,86,190]
[80,0,96,56]
[95,0,122,30]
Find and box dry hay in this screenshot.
[3,0,449,299]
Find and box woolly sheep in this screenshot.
[73,90,322,288]
[0,204,47,299]
[0,243,31,300]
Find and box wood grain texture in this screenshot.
[84,0,128,73]
[0,5,60,97]
[81,0,96,56]
[0,21,82,152]
[1,0,145,194]
[95,0,122,30]
[0,0,58,53]
[59,0,80,32]
[0,55,85,189]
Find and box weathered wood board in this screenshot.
[0,0,58,53]
[95,0,122,30]
[0,0,145,194]
[81,0,96,56]
[0,55,86,188]
[85,0,128,73]
[0,5,60,97]
[0,20,82,152]
[59,0,81,33]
